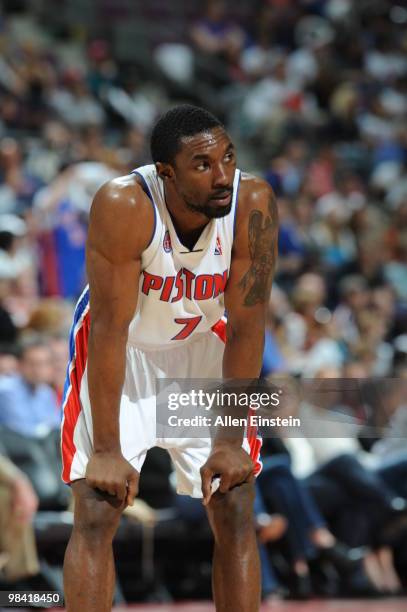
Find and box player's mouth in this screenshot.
[210,191,233,206]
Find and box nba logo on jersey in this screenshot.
[163,230,172,253]
[214,236,222,255]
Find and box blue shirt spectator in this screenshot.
[0,374,60,438]
[278,222,306,257]
[261,329,287,376]
[0,339,60,438]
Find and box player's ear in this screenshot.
[156,162,174,181]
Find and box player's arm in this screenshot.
[85,176,154,505]
[223,176,278,379]
[201,177,278,503]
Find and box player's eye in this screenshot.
[224,152,234,162]
[196,162,209,171]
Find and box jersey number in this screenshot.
[171,316,202,340]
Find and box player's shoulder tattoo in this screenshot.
[238,184,278,306]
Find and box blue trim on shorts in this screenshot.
[62,288,89,404]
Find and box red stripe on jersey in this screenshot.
[61,311,90,483]
[211,317,227,343]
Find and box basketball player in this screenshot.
[62,105,278,611]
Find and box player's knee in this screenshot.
[209,481,255,535]
[75,507,121,542]
[72,485,122,542]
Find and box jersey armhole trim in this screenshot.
[132,170,157,249]
[233,169,241,239]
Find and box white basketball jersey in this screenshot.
[126,164,241,349]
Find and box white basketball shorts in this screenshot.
[61,294,262,497]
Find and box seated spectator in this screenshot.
[25,300,73,338]
[311,193,357,270]
[0,453,39,582]
[3,268,39,330]
[369,378,407,468]
[49,70,105,128]
[242,54,318,137]
[0,337,60,438]
[265,141,308,198]
[190,0,247,85]
[0,139,42,214]
[0,344,19,377]
[0,214,31,282]
[257,441,366,599]
[352,309,393,376]
[333,275,370,345]
[284,368,407,593]
[0,336,68,508]
[33,162,117,298]
[339,233,387,288]
[275,198,307,286]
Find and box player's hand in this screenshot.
[85,451,139,507]
[200,441,254,506]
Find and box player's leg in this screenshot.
[206,481,261,612]
[160,330,261,609]
[167,443,261,611]
[63,479,124,612]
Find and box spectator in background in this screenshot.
[105,74,164,135]
[265,140,308,197]
[241,52,319,142]
[0,214,31,284]
[0,281,18,347]
[25,299,73,338]
[256,440,367,599]
[302,145,337,199]
[0,138,42,214]
[279,273,344,376]
[240,31,277,82]
[339,233,387,288]
[274,197,307,290]
[0,337,68,509]
[369,378,407,469]
[311,189,357,271]
[11,40,55,131]
[49,70,105,129]
[0,453,39,582]
[0,337,59,439]
[191,0,247,86]
[24,121,74,185]
[3,268,39,331]
[0,214,39,330]
[284,367,407,592]
[0,345,18,377]
[33,162,117,298]
[352,308,394,377]
[384,216,407,302]
[333,275,370,346]
[86,39,118,98]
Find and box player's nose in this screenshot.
[212,163,230,188]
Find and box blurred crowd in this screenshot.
[0,0,406,604]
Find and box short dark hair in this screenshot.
[150,104,223,164]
